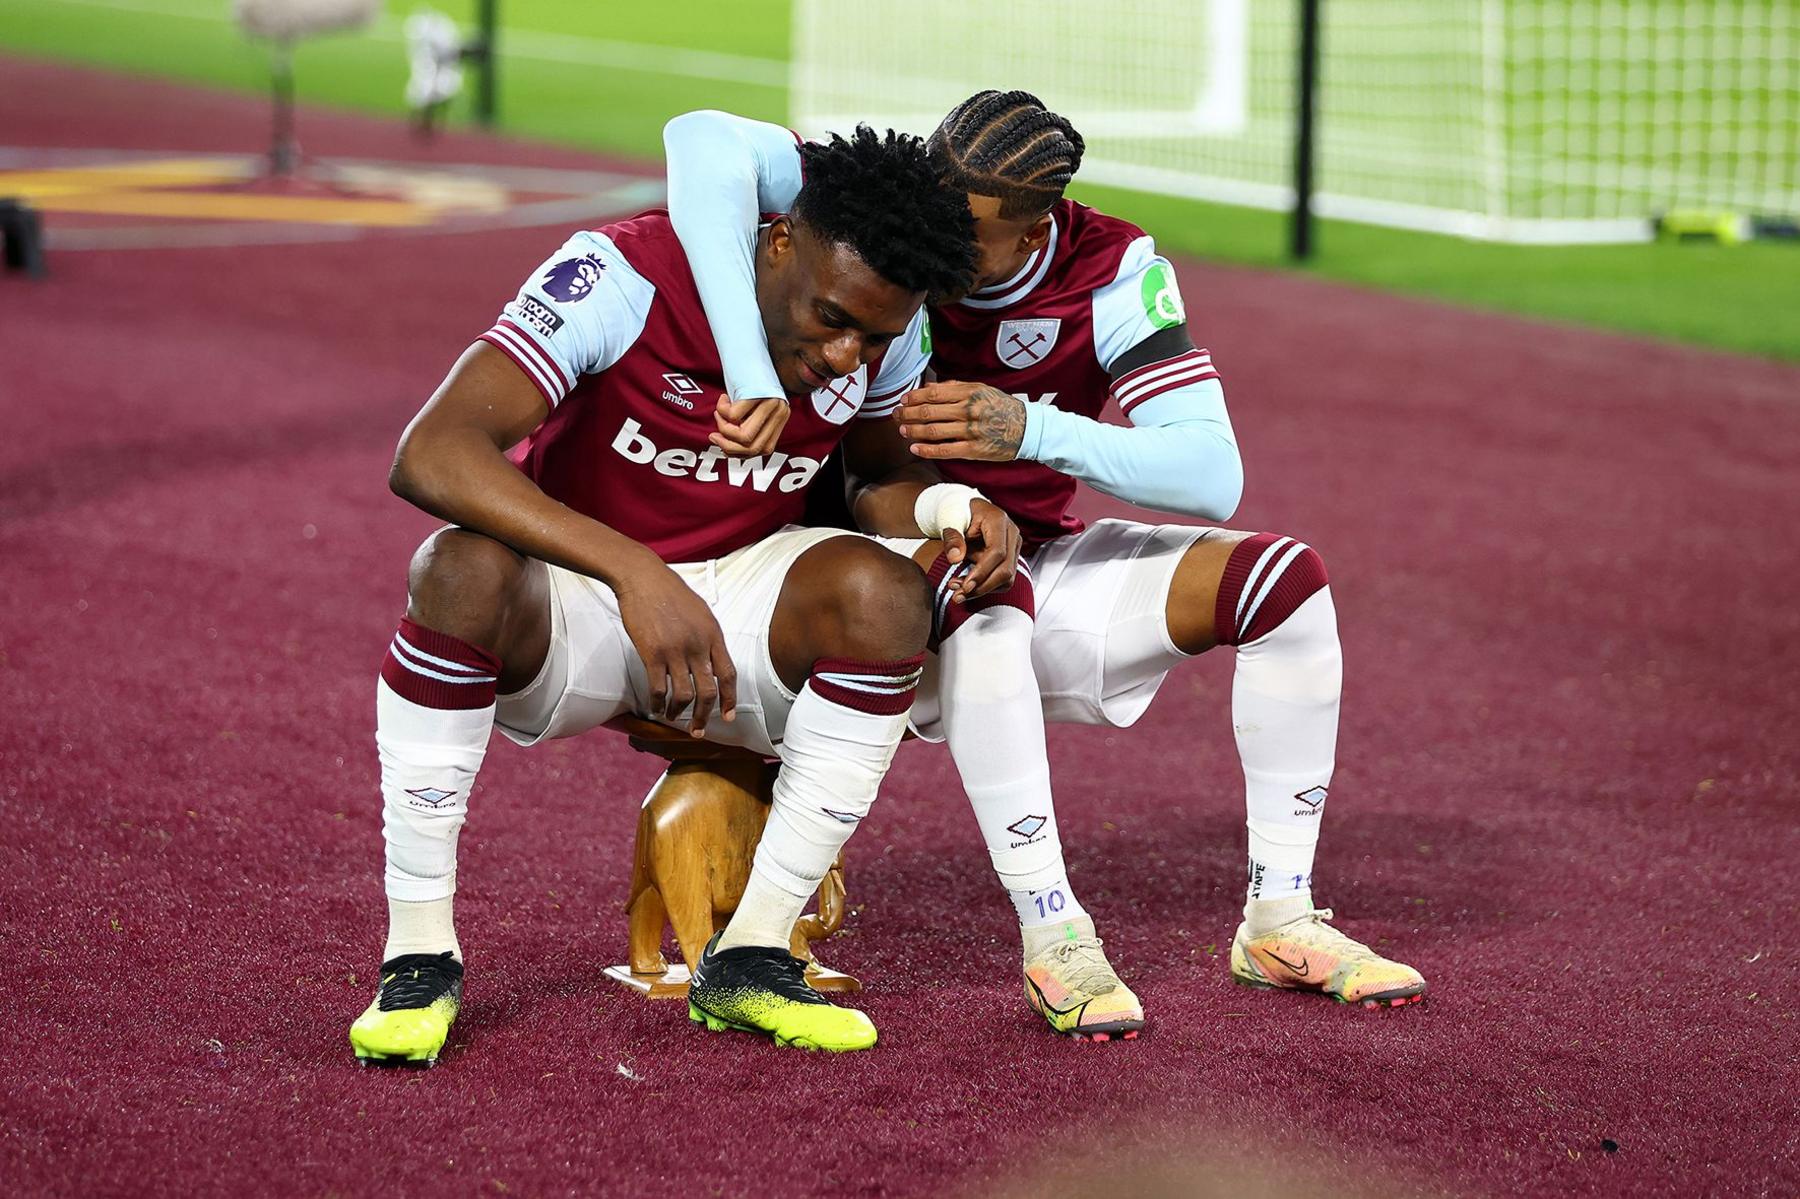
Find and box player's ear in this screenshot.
[1018,213,1053,255]
[764,216,796,268]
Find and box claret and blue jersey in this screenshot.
[477,210,929,564]
[925,197,1223,544]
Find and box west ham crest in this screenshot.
[809,365,866,425]
[996,318,1061,369]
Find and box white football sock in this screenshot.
[937,605,1087,932]
[1010,875,1090,931]
[1235,587,1341,916]
[384,895,461,962]
[719,660,920,951]
[376,678,493,926]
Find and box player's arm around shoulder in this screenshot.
[664,109,807,456]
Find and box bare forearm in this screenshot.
[391,343,666,586]
[391,426,660,587]
[850,462,939,537]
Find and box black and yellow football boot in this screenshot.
[687,934,876,1052]
[348,951,463,1068]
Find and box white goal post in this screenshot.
[790,0,1799,245]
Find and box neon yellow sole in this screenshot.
[349,1002,456,1067]
[687,1001,877,1052]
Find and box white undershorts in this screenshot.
[886,518,1214,738]
[493,526,857,757]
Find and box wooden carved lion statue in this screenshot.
[611,721,853,992]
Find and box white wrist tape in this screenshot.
[913,483,984,538]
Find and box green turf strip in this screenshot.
[1073,185,1800,362]
[2,0,1794,360]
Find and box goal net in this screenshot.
[790,0,1799,244]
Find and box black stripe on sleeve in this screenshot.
[1108,323,1196,381]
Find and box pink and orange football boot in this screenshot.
[1231,908,1425,1008]
[1023,918,1145,1041]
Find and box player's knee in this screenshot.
[1215,532,1331,647]
[405,528,528,645]
[811,539,933,660]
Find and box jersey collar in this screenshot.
[957,212,1061,311]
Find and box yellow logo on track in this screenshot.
[0,150,662,248]
[0,157,464,225]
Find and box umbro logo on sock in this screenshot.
[1293,786,1328,816]
[1007,814,1047,839]
[821,808,861,824]
[405,787,457,808]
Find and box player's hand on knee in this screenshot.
[614,565,738,734]
[679,635,737,735]
[710,395,791,458]
[896,382,1026,463]
[946,500,1022,601]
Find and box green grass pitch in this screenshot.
[2,0,1794,360]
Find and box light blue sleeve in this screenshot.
[663,109,805,402]
[482,231,655,406]
[1010,240,1242,520]
[1017,377,1244,521]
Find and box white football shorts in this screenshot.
[494,526,858,756]
[889,518,1213,737]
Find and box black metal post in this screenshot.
[1,199,49,278]
[1290,0,1322,260]
[271,39,299,175]
[473,0,498,127]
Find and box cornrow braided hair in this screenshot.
[928,89,1087,220]
[792,125,978,301]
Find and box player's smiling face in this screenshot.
[965,193,1054,293]
[755,219,922,396]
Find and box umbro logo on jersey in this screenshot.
[809,366,867,425]
[611,418,824,492]
[660,373,705,411]
[996,318,1061,369]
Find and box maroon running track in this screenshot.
[1,58,1795,1199]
